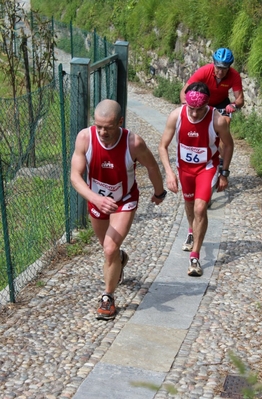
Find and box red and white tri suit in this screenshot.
[175,105,220,202]
[85,126,139,219]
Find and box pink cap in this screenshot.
[185,91,209,107]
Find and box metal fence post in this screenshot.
[70,58,91,229]
[0,158,15,303]
[30,10,35,78]
[114,41,129,128]
[70,20,73,59]
[52,16,55,80]
[58,64,71,243]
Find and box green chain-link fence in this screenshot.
[54,19,115,62]
[0,16,128,306]
[0,77,70,304]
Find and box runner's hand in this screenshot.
[166,173,179,194]
[151,195,164,205]
[217,175,229,192]
[225,103,236,113]
[96,195,118,214]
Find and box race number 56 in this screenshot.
[186,153,200,163]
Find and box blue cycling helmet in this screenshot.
[213,48,234,68]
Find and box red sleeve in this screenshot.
[187,66,207,85]
[230,69,243,92]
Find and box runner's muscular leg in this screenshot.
[91,210,136,293]
[192,198,208,253]
[184,200,194,230]
[90,217,110,246]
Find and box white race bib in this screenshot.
[91,178,123,201]
[180,143,207,164]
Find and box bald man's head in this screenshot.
[95,100,122,123]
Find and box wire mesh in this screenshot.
[90,61,118,122]
[0,15,121,305]
[54,21,115,62]
[0,78,71,304]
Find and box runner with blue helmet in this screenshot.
[180,47,243,112]
[213,48,234,68]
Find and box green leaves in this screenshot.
[30,0,262,87]
[153,77,182,104]
[130,380,177,395]
[228,351,262,399]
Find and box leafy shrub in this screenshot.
[66,224,94,258]
[247,22,262,78]
[153,76,182,104]
[229,9,254,69]
[231,109,262,175]
[231,109,262,145]
[231,111,247,139]
[128,64,139,82]
[31,0,262,81]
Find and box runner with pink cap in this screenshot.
[159,81,234,278]
[185,90,209,108]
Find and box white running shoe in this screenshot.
[188,258,203,277]
[182,233,194,251]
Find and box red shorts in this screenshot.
[88,186,139,220]
[178,166,218,202]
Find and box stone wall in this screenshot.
[135,24,262,115]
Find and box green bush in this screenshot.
[231,111,247,139]
[232,109,262,146]
[205,0,241,48]
[229,10,254,69]
[247,22,262,78]
[31,0,262,81]
[29,0,262,176]
[66,224,94,258]
[128,64,139,82]
[231,110,262,176]
[153,76,182,104]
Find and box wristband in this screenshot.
[154,189,167,199]
[225,103,236,112]
[221,170,230,177]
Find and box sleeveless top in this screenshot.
[85,126,137,202]
[175,105,220,174]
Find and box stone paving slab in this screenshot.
[130,280,208,330]
[101,323,186,372]
[127,98,168,134]
[73,363,166,399]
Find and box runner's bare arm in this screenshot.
[71,129,93,199]
[159,109,180,194]
[232,89,244,109]
[129,132,165,203]
[214,111,234,169]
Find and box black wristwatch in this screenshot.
[221,170,230,177]
[154,189,167,199]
